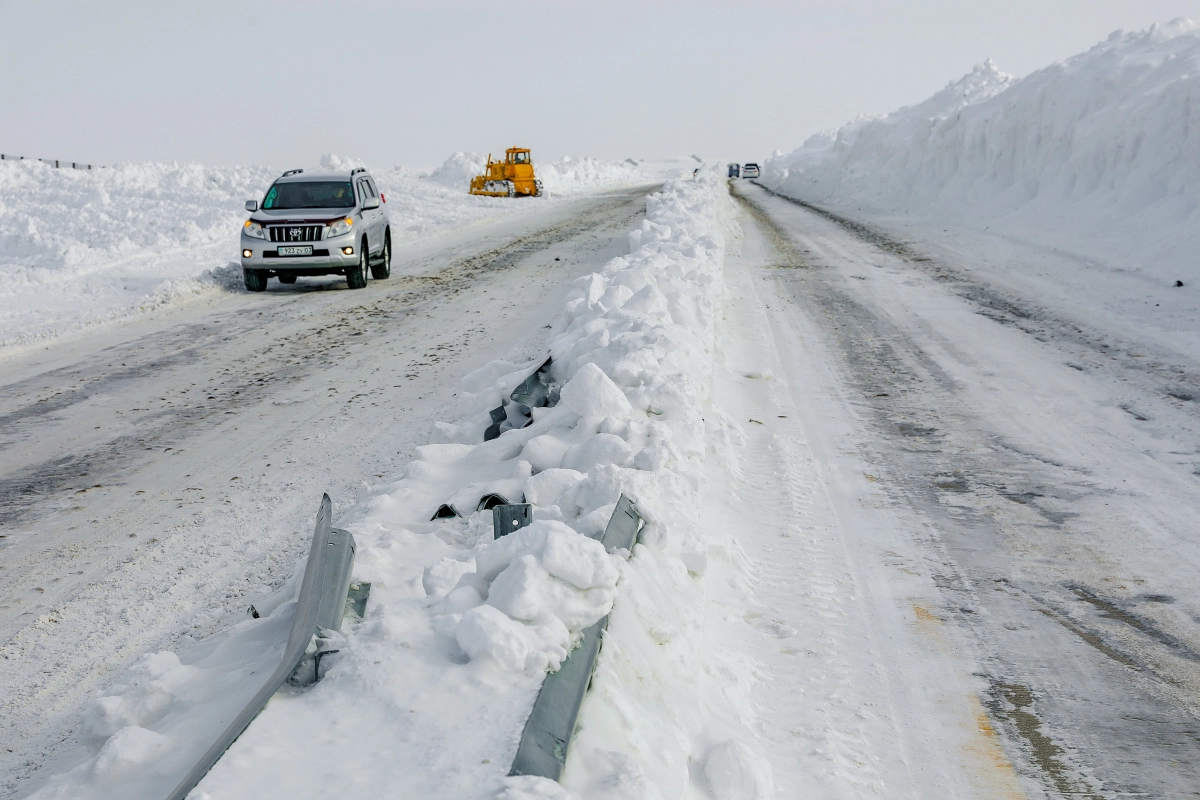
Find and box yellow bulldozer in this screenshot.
[469,147,544,197]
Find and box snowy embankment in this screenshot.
[28,173,769,800]
[763,19,1200,288]
[0,152,651,351]
[428,152,644,196]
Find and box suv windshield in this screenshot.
[263,181,355,210]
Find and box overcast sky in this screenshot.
[3,0,1199,170]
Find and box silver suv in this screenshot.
[240,167,391,291]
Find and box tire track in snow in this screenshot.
[702,229,1027,797]
[734,180,1200,797]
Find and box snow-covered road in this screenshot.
[0,186,655,798]
[730,180,1200,797]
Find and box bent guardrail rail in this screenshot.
[166,493,358,800]
[509,494,643,779]
[485,356,555,441]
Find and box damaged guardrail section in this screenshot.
[167,494,368,800]
[509,495,642,779]
[114,174,733,798]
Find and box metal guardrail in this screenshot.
[163,485,634,793]
[166,493,360,800]
[509,494,643,779]
[485,356,555,441]
[0,153,96,169]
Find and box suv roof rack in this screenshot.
[281,168,304,177]
[350,167,367,176]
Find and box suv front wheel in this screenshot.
[244,267,268,292]
[346,241,368,290]
[371,233,391,280]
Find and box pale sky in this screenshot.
[3,0,1199,170]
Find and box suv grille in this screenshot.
[268,225,323,242]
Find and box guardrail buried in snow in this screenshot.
[485,356,555,441]
[166,494,367,800]
[508,494,643,779]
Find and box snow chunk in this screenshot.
[523,468,585,507]
[559,363,634,418]
[81,652,200,742]
[561,432,634,473]
[522,433,571,472]
[422,557,476,598]
[449,521,618,671]
[456,605,530,671]
[542,527,619,589]
[704,740,774,800]
[90,726,174,784]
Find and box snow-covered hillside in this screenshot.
[0,153,653,352]
[763,19,1200,286]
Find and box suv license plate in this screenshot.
[277,246,312,256]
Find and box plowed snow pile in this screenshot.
[427,152,642,195]
[28,174,769,800]
[0,153,652,351]
[763,19,1200,285]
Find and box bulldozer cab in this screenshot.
[508,149,531,165]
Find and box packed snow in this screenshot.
[0,152,654,352]
[763,19,1200,291]
[25,172,768,800]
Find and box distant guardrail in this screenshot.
[1,153,98,169]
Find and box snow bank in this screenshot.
[0,151,652,352]
[427,151,488,190]
[425,151,645,195]
[29,171,760,799]
[763,19,1200,285]
[537,155,643,195]
[0,158,271,348]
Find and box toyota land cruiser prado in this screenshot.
[240,167,391,291]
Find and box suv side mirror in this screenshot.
[362,196,380,210]
[245,200,258,212]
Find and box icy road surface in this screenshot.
[0,186,654,797]
[727,180,1200,797]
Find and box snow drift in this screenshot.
[763,19,1200,284]
[427,151,643,194]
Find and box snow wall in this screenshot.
[762,19,1200,284]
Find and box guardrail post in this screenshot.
[493,503,532,539]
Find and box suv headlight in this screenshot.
[326,217,354,238]
[243,220,265,239]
